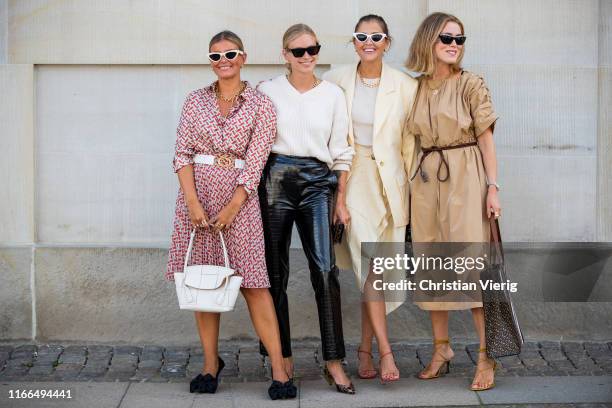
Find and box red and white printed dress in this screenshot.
[166,83,277,288]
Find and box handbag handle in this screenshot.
[489,218,504,262]
[183,228,230,271]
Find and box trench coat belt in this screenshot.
[410,141,478,183]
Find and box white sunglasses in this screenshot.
[208,49,244,62]
[352,32,388,43]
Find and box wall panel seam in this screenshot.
[30,245,36,341]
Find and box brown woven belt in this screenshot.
[411,141,478,182]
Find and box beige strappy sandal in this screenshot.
[470,347,498,391]
[417,339,453,380]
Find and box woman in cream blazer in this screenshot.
[323,14,418,384]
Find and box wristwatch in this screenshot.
[487,181,500,191]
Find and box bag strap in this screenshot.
[489,218,504,262]
[183,228,231,271]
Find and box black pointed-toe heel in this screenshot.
[268,368,297,400]
[268,379,297,400]
[285,378,297,399]
[190,374,204,393]
[323,367,355,395]
[268,380,284,400]
[191,356,225,394]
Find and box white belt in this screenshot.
[194,154,245,169]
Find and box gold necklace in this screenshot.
[286,74,320,90]
[214,81,246,103]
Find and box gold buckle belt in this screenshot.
[193,154,245,169]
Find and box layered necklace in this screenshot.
[357,66,380,88]
[214,81,246,103]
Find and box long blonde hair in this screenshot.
[405,12,465,76]
[282,24,319,73]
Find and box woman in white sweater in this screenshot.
[257,24,355,395]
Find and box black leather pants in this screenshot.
[258,153,346,361]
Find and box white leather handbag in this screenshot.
[174,228,243,312]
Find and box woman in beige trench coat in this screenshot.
[323,14,418,384]
[405,13,502,391]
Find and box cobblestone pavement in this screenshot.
[0,340,611,383]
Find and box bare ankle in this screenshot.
[359,342,373,353]
[326,360,346,373]
[203,361,218,374]
[326,359,339,367]
[436,344,453,356]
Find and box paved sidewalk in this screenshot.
[1,340,611,407]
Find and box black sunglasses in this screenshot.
[287,44,321,58]
[438,34,466,46]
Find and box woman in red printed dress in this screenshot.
[166,31,296,400]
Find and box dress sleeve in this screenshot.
[401,125,419,180]
[172,92,198,173]
[468,74,499,137]
[402,79,421,178]
[236,96,277,194]
[328,88,354,171]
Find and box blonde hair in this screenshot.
[282,24,319,73]
[405,12,465,76]
[282,23,318,49]
[209,30,244,52]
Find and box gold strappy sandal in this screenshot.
[417,339,453,380]
[470,347,497,391]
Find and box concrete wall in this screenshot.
[599,0,612,241]
[1,0,611,343]
[27,247,612,345]
[0,0,6,64]
[7,0,429,65]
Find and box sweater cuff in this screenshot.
[331,163,350,172]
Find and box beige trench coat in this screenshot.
[323,63,419,314]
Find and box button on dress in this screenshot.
[166,83,277,288]
[407,71,499,310]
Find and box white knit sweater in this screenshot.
[257,75,354,171]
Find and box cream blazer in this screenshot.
[323,63,419,227]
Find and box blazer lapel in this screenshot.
[373,63,396,141]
